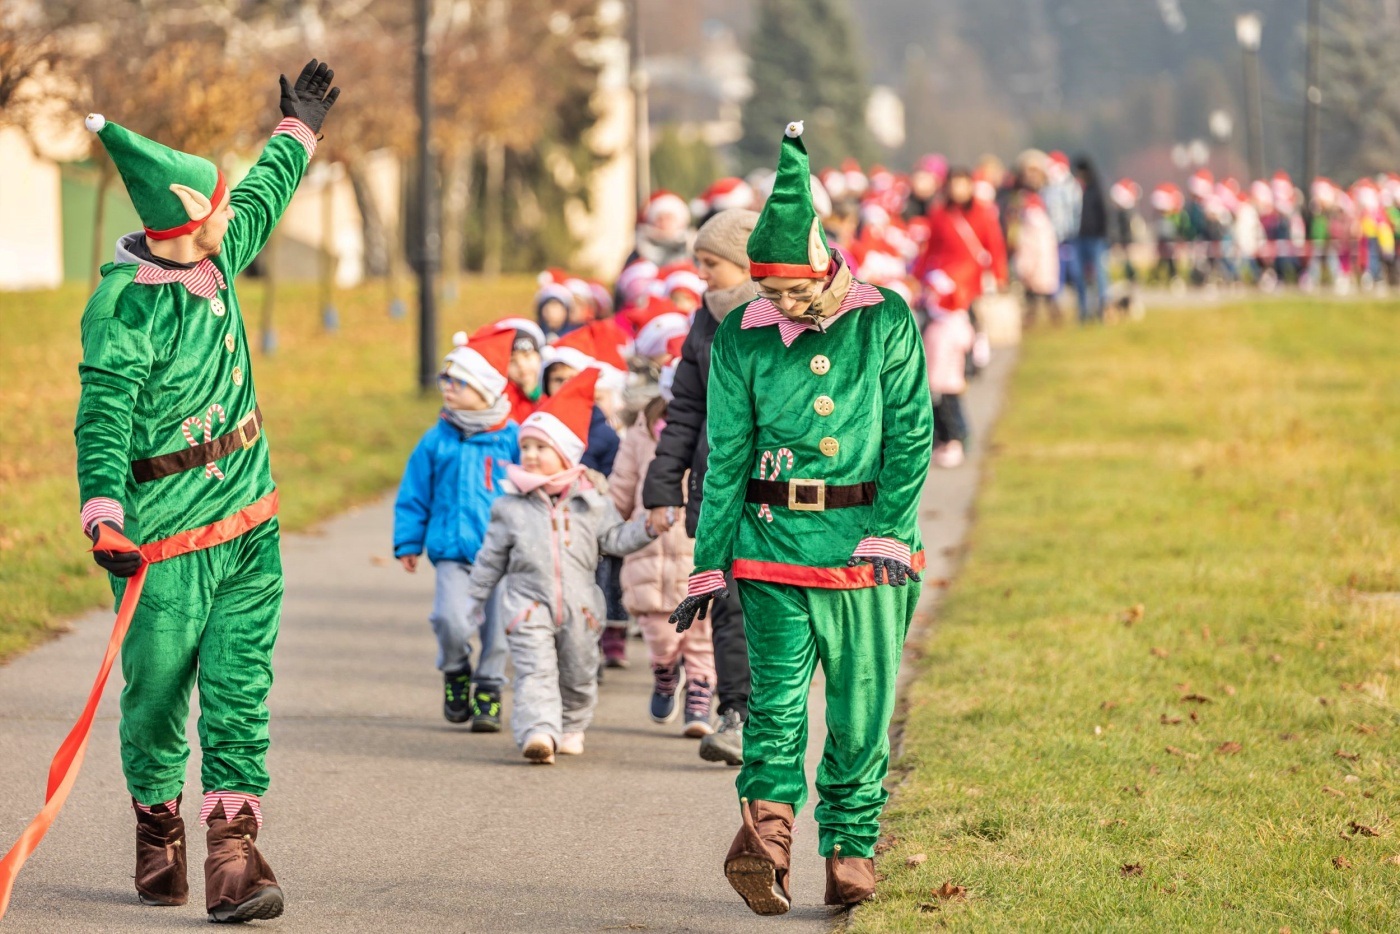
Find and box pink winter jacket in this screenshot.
[1015,196,1061,296]
[609,415,694,616]
[923,310,976,395]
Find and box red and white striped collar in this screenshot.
[741,279,885,347]
[133,259,228,299]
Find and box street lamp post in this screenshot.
[1236,12,1266,181]
[1303,0,1322,195]
[414,0,439,393]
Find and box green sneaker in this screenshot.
[470,689,502,733]
[443,669,472,724]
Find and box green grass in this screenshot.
[856,299,1400,932]
[0,275,535,661]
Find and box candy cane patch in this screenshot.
[757,451,774,522]
[181,404,228,480]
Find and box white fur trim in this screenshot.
[785,120,804,138]
[85,113,106,132]
[443,346,508,401]
[541,345,595,375]
[520,410,586,466]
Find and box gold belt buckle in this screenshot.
[236,411,261,450]
[787,478,826,512]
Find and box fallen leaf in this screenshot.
[1354,723,1378,735]
[917,902,941,913]
[1123,783,1146,796]
[1268,653,1284,664]
[906,853,928,867]
[1335,750,1361,762]
[1333,855,1353,870]
[1216,741,1242,755]
[932,881,967,901]
[930,578,951,588]
[874,835,898,855]
[1349,821,1380,838]
[1364,791,1376,799]
[1318,697,1331,706]
[1120,863,1145,877]
[1121,604,1145,626]
[1101,701,1119,711]
[1160,714,1183,725]
[1280,732,1299,741]
[1323,785,1346,798]
[1221,684,1237,696]
[1384,855,1400,865]
[1280,927,1292,934]
[1181,694,1212,704]
[1150,646,1170,658]
[1190,711,1201,723]
[369,555,392,567]
[1164,745,1198,760]
[1099,818,1127,827]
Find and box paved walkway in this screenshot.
[0,351,1015,933]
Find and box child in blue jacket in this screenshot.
[395,331,520,730]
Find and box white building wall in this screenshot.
[0,128,64,289]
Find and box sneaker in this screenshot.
[522,732,555,765]
[442,668,472,724]
[557,732,585,756]
[700,708,745,766]
[683,679,715,737]
[469,689,502,733]
[649,662,686,724]
[601,626,629,668]
[933,439,964,469]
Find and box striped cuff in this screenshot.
[687,570,727,597]
[200,791,263,828]
[852,537,913,566]
[273,117,317,157]
[133,798,180,816]
[81,498,124,538]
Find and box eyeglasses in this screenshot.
[437,373,468,391]
[758,286,818,303]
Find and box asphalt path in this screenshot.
[0,349,1014,933]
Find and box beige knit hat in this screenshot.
[693,208,758,271]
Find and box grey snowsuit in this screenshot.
[467,473,654,747]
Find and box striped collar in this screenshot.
[741,280,884,347]
[133,258,228,299]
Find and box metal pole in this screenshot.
[414,0,439,393]
[1303,0,1321,192]
[1242,48,1266,181]
[629,0,650,207]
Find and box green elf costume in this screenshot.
[670,121,932,914]
[75,61,338,923]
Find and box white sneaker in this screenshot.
[557,732,585,756]
[522,732,556,764]
[934,440,965,468]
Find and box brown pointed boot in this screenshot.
[723,797,794,915]
[823,844,876,906]
[204,802,284,923]
[133,796,188,906]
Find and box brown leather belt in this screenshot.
[744,478,875,512]
[131,407,264,484]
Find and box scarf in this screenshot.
[505,463,588,497]
[440,394,511,437]
[704,279,759,323]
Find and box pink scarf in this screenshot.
[506,463,588,497]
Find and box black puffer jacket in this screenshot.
[642,287,753,537]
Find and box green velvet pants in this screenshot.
[735,578,919,858]
[113,518,282,805]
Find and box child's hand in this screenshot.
[647,507,674,533]
[399,555,419,573]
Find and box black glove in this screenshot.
[279,59,340,134]
[91,520,142,578]
[670,587,728,634]
[848,555,922,587]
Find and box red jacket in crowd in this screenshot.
[912,200,1008,311]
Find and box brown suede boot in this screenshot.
[133,796,188,906]
[823,844,876,907]
[204,802,283,923]
[724,797,794,915]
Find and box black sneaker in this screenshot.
[470,689,503,733]
[443,669,472,724]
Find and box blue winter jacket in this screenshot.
[393,419,520,564]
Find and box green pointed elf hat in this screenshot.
[85,113,226,240]
[747,120,831,279]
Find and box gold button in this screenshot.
[810,354,831,376]
[819,436,839,457]
[814,396,834,417]
[210,297,226,317]
[232,366,243,386]
[224,334,235,353]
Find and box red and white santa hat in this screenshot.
[1109,178,1141,210]
[819,167,848,201]
[691,177,755,218]
[660,262,705,303]
[473,316,546,352]
[1150,183,1182,213]
[635,309,690,360]
[443,329,515,404]
[519,368,599,467]
[842,158,868,196]
[1188,169,1214,199]
[616,259,659,307]
[535,268,575,312]
[641,189,690,228]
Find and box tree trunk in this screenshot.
[347,158,390,279]
[482,135,506,278]
[89,162,111,290]
[440,143,474,300]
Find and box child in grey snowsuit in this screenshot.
[465,369,655,764]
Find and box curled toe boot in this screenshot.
[133,796,188,906]
[823,845,876,906]
[205,802,283,923]
[724,798,794,915]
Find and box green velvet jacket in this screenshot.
[74,122,315,546]
[692,281,933,589]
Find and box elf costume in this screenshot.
[74,60,338,922]
[671,121,932,913]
